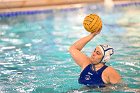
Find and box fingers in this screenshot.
[91,31,100,35]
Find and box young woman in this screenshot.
[69,32,121,87]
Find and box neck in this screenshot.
[92,63,104,71]
[94,63,104,68]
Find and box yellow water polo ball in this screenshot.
[83,14,102,33]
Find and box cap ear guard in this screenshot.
[102,52,111,62]
[105,48,114,56]
[98,44,114,63]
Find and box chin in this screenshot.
[90,57,93,61]
[90,58,95,63]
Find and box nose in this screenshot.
[92,52,96,56]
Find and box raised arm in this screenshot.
[69,32,98,69]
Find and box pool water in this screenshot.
[0,2,140,93]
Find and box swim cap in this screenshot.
[97,44,114,63]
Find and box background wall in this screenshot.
[0,0,102,9]
[0,0,139,13]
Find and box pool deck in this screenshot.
[0,0,139,13]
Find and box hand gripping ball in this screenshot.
[83,14,102,33]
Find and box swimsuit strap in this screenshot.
[96,65,108,74]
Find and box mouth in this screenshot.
[91,55,94,60]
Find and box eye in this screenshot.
[96,51,101,55]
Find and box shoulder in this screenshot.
[104,66,121,84]
[105,66,116,71]
[104,66,120,75]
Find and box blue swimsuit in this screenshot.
[78,64,108,87]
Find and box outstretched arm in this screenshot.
[69,32,98,69]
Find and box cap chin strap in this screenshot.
[92,63,100,72]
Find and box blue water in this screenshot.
[0,2,140,93]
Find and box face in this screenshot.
[90,47,104,64]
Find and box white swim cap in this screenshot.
[97,44,114,63]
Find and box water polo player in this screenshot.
[69,14,121,87]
